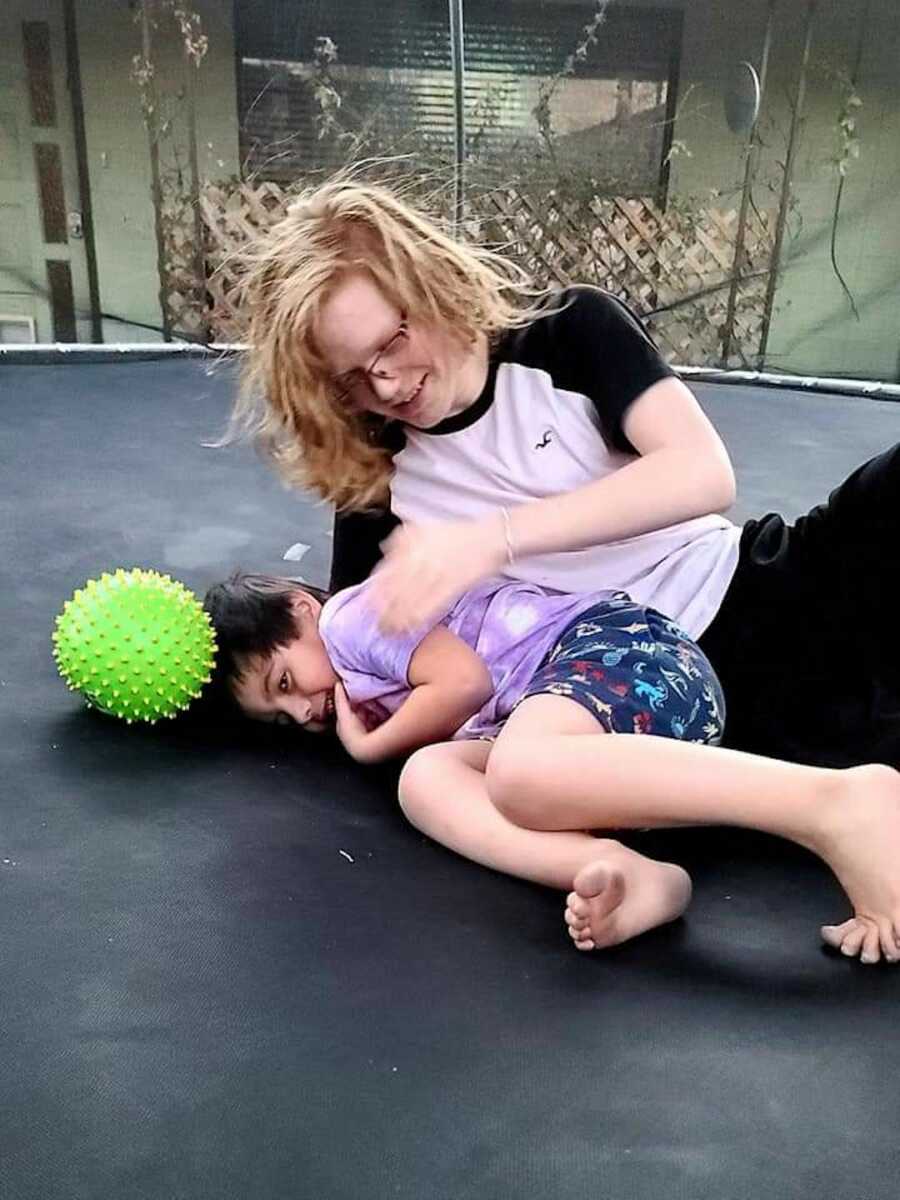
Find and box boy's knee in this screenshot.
[485,741,541,827]
[398,745,445,824]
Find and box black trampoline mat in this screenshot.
[3,359,900,1200]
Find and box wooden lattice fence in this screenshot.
[199,181,290,341]
[186,180,773,366]
[465,188,773,365]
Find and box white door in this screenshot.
[0,2,91,342]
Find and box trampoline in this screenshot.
[3,354,900,1200]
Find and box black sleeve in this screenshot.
[504,286,676,455]
[329,507,400,592]
[328,418,405,591]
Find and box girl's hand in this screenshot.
[370,517,507,633]
[334,684,384,764]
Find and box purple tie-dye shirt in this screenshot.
[318,577,619,739]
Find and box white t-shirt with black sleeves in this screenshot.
[390,286,741,638]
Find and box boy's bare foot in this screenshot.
[815,764,900,965]
[564,841,692,951]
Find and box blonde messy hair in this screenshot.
[227,174,547,511]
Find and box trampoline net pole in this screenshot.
[757,0,818,368]
[721,0,777,367]
[448,0,467,232]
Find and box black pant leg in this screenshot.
[699,465,900,769]
[329,508,399,592]
[698,515,833,764]
[789,442,900,631]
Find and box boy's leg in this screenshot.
[485,694,900,962]
[398,739,692,949]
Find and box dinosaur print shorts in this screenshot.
[519,598,726,743]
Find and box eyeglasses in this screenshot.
[331,317,410,408]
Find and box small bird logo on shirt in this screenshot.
[534,428,554,450]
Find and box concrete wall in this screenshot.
[72,0,240,342]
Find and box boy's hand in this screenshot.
[334,684,386,764]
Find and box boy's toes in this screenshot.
[568,924,595,950]
[565,908,589,933]
[564,903,596,951]
[566,891,589,920]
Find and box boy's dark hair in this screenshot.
[201,572,329,714]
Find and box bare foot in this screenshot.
[816,764,900,965]
[564,841,692,951]
[821,917,899,964]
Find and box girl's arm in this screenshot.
[335,626,492,764]
[504,375,736,558]
[373,376,736,632]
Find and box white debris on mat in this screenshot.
[339,850,354,863]
[283,542,311,563]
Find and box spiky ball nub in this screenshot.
[52,568,217,723]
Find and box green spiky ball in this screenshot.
[52,568,217,723]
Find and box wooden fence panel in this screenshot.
[177,179,773,364]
